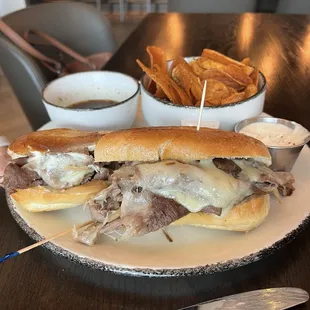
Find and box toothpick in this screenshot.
[196,80,207,131]
[0,220,93,263]
[161,228,173,243]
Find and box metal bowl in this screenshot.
[235,117,310,172]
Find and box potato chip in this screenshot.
[155,87,167,99]
[144,75,157,94]
[221,91,245,104]
[241,57,251,66]
[170,81,194,105]
[152,64,193,105]
[146,46,167,94]
[227,86,237,95]
[200,69,244,90]
[146,46,167,73]
[242,66,254,76]
[169,56,191,75]
[222,64,253,85]
[244,84,258,99]
[205,79,230,106]
[250,68,259,88]
[201,49,245,67]
[198,58,225,70]
[172,64,203,102]
[136,60,180,103]
[189,60,205,76]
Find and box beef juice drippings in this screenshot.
[68,99,118,109]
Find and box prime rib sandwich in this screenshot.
[1,128,111,211]
[73,127,295,246]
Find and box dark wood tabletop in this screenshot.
[2,13,310,310]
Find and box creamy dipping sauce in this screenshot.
[240,122,309,147]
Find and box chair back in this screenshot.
[0,1,116,130]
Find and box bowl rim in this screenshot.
[234,116,310,149]
[42,71,140,111]
[140,56,267,109]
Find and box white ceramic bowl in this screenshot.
[141,57,267,131]
[42,71,140,130]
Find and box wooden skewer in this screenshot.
[196,80,208,131]
[0,220,93,263]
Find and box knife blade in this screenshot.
[179,287,309,310]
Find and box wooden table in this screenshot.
[1,13,310,310]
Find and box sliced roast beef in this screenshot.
[100,192,189,238]
[11,157,29,166]
[1,163,43,191]
[144,194,190,233]
[213,158,242,178]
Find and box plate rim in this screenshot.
[6,192,310,278]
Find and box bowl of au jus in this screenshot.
[235,117,310,172]
[42,71,140,130]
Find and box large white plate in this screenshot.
[6,108,310,276]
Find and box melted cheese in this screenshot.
[135,160,253,216]
[233,160,261,182]
[24,152,94,189]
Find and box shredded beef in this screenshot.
[90,162,138,182]
[212,158,295,197]
[1,163,44,191]
[72,222,104,246]
[202,205,222,216]
[93,167,110,181]
[274,172,295,196]
[79,158,297,245]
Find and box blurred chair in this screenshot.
[0,0,26,17]
[0,1,117,130]
[276,0,310,14]
[108,0,151,21]
[168,0,257,13]
[152,0,168,13]
[119,0,146,22]
[79,0,103,11]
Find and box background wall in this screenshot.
[0,0,26,17]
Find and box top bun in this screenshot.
[95,127,271,165]
[8,128,106,159]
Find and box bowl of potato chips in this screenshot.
[137,46,266,130]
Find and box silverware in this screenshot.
[235,117,310,172]
[179,287,309,310]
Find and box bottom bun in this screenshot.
[10,180,107,212]
[172,195,270,232]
